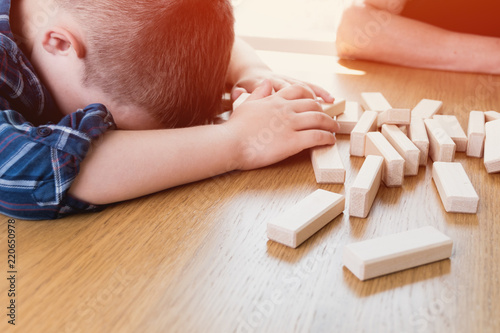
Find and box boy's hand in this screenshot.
[224,80,339,171]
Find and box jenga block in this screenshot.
[343,226,453,281]
[433,115,468,152]
[484,119,500,173]
[349,155,384,218]
[408,117,429,166]
[365,132,405,187]
[337,102,364,134]
[377,108,411,127]
[321,98,346,118]
[267,190,345,248]
[484,111,500,122]
[424,119,456,162]
[411,99,443,119]
[467,111,485,158]
[432,162,479,213]
[398,125,408,135]
[311,144,346,184]
[381,125,420,176]
[232,92,251,110]
[361,92,392,112]
[350,111,378,157]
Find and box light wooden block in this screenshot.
[433,115,468,152]
[337,102,363,134]
[484,119,500,173]
[432,162,479,213]
[267,190,345,248]
[361,92,392,112]
[377,108,411,127]
[411,99,443,119]
[350,111,378,157]
[484,111,500,122]
[381,124,420,176]
[408,117,429,166]
[398,125,408,135]
[311,144,346,184]
[467,111,485,158]
[365,132,405,187]
[321,98,346,118]
[232,92,251,110]
[424,119,456,162]
[349,155,384,218]
[343,226,453,281]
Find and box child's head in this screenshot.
[19,0,235,129]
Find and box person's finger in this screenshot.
[275,84,316,100]
[306,82,335,103]
[245,80,273,101]
[290,112,340,132]
[231,87,248,101]
[286,99,323,113]
[291,130,337,151]
[270,79,292,92]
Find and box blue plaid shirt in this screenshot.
[0,0,116,220]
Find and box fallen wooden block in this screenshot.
[232,92,251,110]
[408,117,429,166]
[349,155,384,218]
[466,111,485,158]
[381,124,420,176]
[433,115,468,152]
[484,111,500,122]
[424,119,456,162]
[411,99,443,119]
[267,190,345,248]
[337,102,364,134]
[361,92,392,112]
[432,162,479,213]
[321,98,346,118]
[484,119,500,173]
[377,108,411,127]
[365,132,405,187]
[350,111,378,157]
[343,226,453,281]
[311,144,346,184]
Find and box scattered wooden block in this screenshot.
[381,124,420,176]
[350,111,378,157]
[365,132,405,187]
[349,155,384,218]
[398,125,408,135]
[408,117,429,166]
[337,102,364,134]
[424,119,456,162]
[484,111,500,122]
[321,98,346,118]
[432,162,479,213]
[311,144,346,184]
[361,92,392,112]
[466,111,485,158]
[411,99,443,119]
[267,190,345,248]
[232,92,251,110]
[377,108,411,127]
[433,115,468,152]
[343,226,453,281]
[484,119,500,173]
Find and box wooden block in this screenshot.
[398,125,408,135]
[377,108,411,127]
[484,119,500,173]
[349,155,384,218]
[381,125,420,176]
[432,162,479,213]
[361,92,392,112]
[343,226,453,281]
[321,98,346,118]
[466,111,485,158]
[365,132,405,187]
[484,111,500,122]
[408,117,429,166]
[424,119,456,162]
[232,92,251,110]
[350,111,378,157]
[411,99,443,119]
[311,144,346,184]
[337,102,363,134]
[267,190,345,248]
[433,115,468,152]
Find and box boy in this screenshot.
[1,0,339,220]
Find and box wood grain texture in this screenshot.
[1,55,500,333]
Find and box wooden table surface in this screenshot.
[2,52,500,333]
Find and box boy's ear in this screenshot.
[42,27,85,58]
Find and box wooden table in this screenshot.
[2,52,500,333]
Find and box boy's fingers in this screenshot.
[291,112,340,132]
[276,84,316,101]
[308,83,335,103]
[293,130,337,151]
[288,99,323,113]
[246,80,273,101]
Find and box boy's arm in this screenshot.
[336,0,500,74]
[69,82,338,205]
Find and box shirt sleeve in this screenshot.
[0,104,116,220]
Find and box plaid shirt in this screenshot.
[0,0,116,220]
